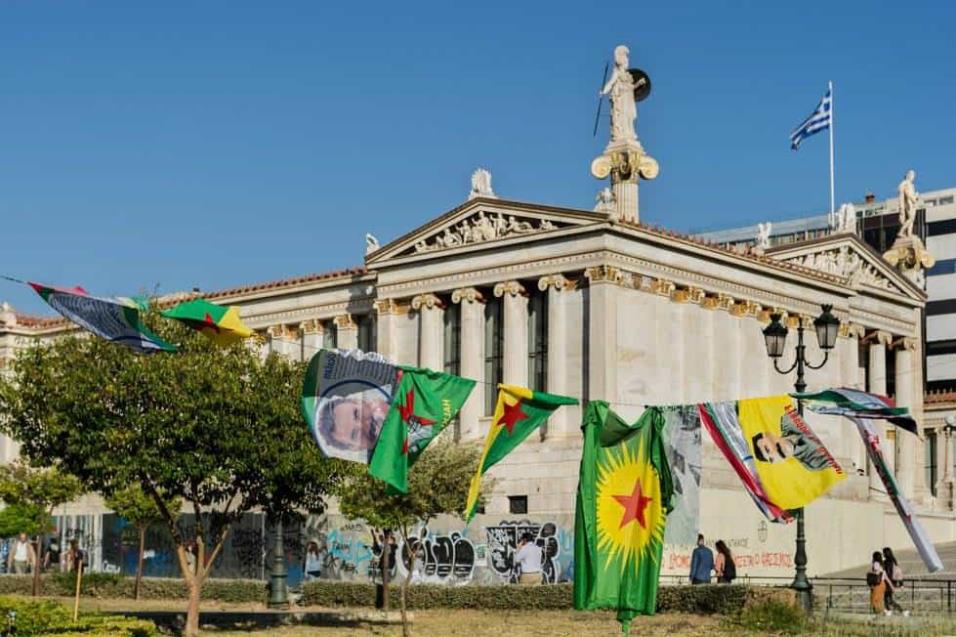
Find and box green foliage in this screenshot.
[0,595,158,636]
[731,598,807,634]
[338,438,482,530]
[0,575,267,602]
[0,462,83,517]
[655,583,751,614]
[0,503,47,538]
[104,484,179,529]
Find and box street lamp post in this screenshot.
[940,416,956,510]
[267,518,289,608]
[762,304,840,613]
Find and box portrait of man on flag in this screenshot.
[751,407,834,472]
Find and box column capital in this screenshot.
[670,286,705,304]
[786,314,813,329]
[865,330,893,346]
[838,322,865,339]
[299,318,324,334]
[267,324,299,339]
[584,265,628,285]
[334,314,357,330]
[374,298,406,315]
[537,274,575,292]
[649,278,676,297]
[493,280,528,298]
[893,336,918,352]
[451,287,486,304]
[411,293,445,311]
[731,299,761,317]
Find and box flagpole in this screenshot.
[828,80,835,215]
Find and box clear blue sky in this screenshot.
[3,1,954,315]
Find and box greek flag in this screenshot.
[790,88,831,150]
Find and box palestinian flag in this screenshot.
[794,387,917,434]
[368,367,475,493]
[574,402,672,631]
[161,298,254,346]
[29,281,175,353]
[465,385,577,521]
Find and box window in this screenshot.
[484,297,503,415]
[527,291,548,392]
[508,495,528,515]
[926,430,938,497]
[443,302,461,376]
[941,196,955,205]
[357,314,376,353]
[322,320,338,349]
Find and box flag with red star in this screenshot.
[464,385,578,522]
[574,402,673,631]
[368,366,475,493]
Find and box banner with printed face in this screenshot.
[736,396,846,511]
[661,405,702,544]
[301,348,397,464]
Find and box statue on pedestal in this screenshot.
[898,169,918,238]
[883,168,934,285]
[828,203,857,234]
[600,45,641,145]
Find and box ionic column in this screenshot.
[494,281,528,388]
[299,319,324,361]
[373,299,401,362]
[412,293,445,370]
[453,287,486,441]
[867,331,892,498]
[894,337,920,499]
[538,274,574,439]
[334,315,358,350]
[584,266,622,404]
[708,294,739,400]
[267,325,300,360]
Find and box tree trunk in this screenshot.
[32,537,42,597]
[185,577,202,637]
[135,524,146,601]
[381,535,390,611]
[400,529,414,637]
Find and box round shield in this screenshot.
[629,69,651,102]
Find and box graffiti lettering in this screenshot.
[484,520,562,584]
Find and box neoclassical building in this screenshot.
[0,185,945,580]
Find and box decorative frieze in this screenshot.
[670,286,705,304]
[780,245,895,291]
[493,280,528,298]
[451,287,486,304]
[411,293,446,311]
[410,212,559,254]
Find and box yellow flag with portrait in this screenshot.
[737,396,845,510]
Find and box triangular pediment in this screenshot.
[366,197,602,265]
[766,233,925,301]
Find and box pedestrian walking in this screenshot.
[882,547,908,616]
[689,533,714,584]
[867,551,889,615]
[714,540,736,584]
[44,537,62,572]
[514,532,543,585]
[7,533,35,575]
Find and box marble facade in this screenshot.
[0,193,946,578]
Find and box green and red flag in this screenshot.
[161,298,254,346]
[368,366,475,493]
[574,402,673,632]
[465,385,577,521]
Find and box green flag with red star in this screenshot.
[465,384,578,521]
[368,366,475,493]
[574,402,673,632]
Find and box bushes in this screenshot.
[0,574,267,603]
[0,595,157,636]
[300,581,772,614]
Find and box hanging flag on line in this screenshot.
[368,366,475,493]
[794,387,917,434]
[464,385,577,522]
[790,87,831,150]
[161,298,254,346]
[27,281,176,353]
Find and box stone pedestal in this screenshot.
[590,144,658,223]
[883,235,935,285]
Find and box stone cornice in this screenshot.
[493,280,528,298]
[451,287,486,304]
[411,293,446,311]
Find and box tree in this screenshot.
[0,322,343,636]
[0,503,46,539]
[104,484,181,600]
[338,439,485,637]
[0,462,83,596]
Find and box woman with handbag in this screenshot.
[882,547,908,616]
[867,551,888,615]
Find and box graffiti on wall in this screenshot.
[484,520,563,584]
[399,527,476,584]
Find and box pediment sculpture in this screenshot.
[410,211,559,254]
[781,246,894,291]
